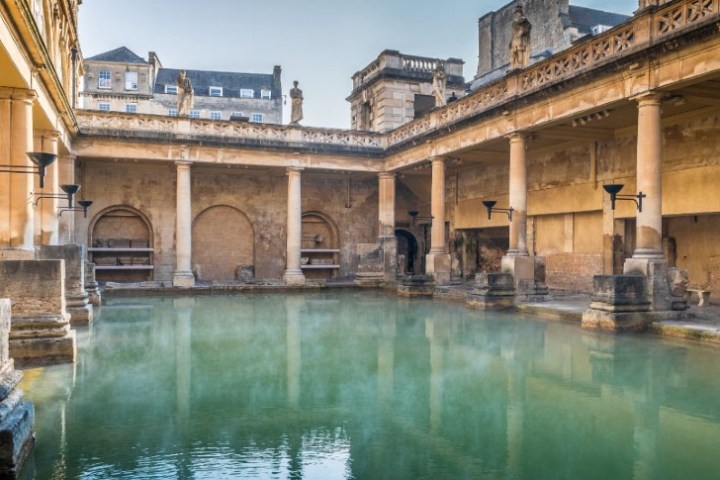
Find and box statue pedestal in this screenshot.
[623,257,688,311]
[582,275,652,331]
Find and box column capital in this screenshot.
[429,156,445,165]
[378,171,396,180]
[287,166,304,174]
[59,154,76,163]
[631,91,664,107]
[506,131,528,143]
[0,87,36,102]
[175,160,193,168]
[34,129,61,140]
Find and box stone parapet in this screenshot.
[0,299,35,479]
[38,245,93,325]
[0,260,76,365]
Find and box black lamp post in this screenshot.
[482,200,514,220]
[603,184,645,212]
[1,152,57,188]
[58,200,93,218]
[33,184,81,207]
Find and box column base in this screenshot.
[466,272,516,310]
[67,293,93,326]
[425,253,451,286]
[173,271,195,288]
[396,275,435,297]
[0,390,35,479]
[624,257,688,311]
[284,270,306,286]
[501,255,548,302]
[9,327,76,367]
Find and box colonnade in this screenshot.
[168,90,666,292]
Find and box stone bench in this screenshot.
[686,287,711,306]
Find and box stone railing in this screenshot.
[76,111,386,152]
[351,50,464,90]
[385,0,720,148]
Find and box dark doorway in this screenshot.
[395,229,419,275]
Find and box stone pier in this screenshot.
[467,272,516,310]
[0,299,35,479]
[0,260,76,366]
[39,245,93,325]
[84,261,101,306]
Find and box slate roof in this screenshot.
[568,6,630,34]
[86,46,148,64]
[154,68,279,100]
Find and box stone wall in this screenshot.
[545,253,603,292]
[78,162,381,282]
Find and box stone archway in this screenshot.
[192,206,254,281]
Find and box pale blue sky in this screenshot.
[79,1,637,128]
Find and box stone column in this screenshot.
[0,89,36,254]
[623,92,683,311]
[501,132,548,301]
[508,132,528,256]
[57,155,76,244]
[173,161,194,287]
[35,130,60,246]
[284,167,306,286]
[378,172,397,281]
[426,157,450,285]
[633,93,664,260]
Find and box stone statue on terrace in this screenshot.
[289,80,303,125]
[509,5,532,70]
[176,70,194,116]
[432,62,447,107]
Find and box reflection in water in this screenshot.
[18,292,720,479]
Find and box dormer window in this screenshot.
[240,89,254,99]
[261,89,272,99]
[209,86,223,97]
[165,85,178,94]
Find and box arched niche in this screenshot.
[192,205,255,281]
[301,211,340,280]
[88,206,154,282]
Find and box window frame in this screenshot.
[209,111,222,120]
[165,85,178,94]
[250,113,264,123]
[190,110,200,119]
[260,89,272,99]
[125,103,138,113]
[168,108,178,117]
[98,102,111,112]
[209,86,223,97]
[98,70,112,89]
[125,71,138,91]
[240,89,255,99]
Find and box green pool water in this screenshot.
[17,291,720,479]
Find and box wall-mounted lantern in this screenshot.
[0,152,57,189]
[482,200,514,221]
[603,184,645,212]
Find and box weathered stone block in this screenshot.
[467,272,515,310]
[501,255,548,301]
[38,245,93,325]
[589,275,650,312]
[0,261,76,366]
[396,275,434,297]
[582,275,652,332]
[355,243,385,286]
[235,264,255,284]
[84,261,102,306]
[426,253,451,286]
[0,298,35,479]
